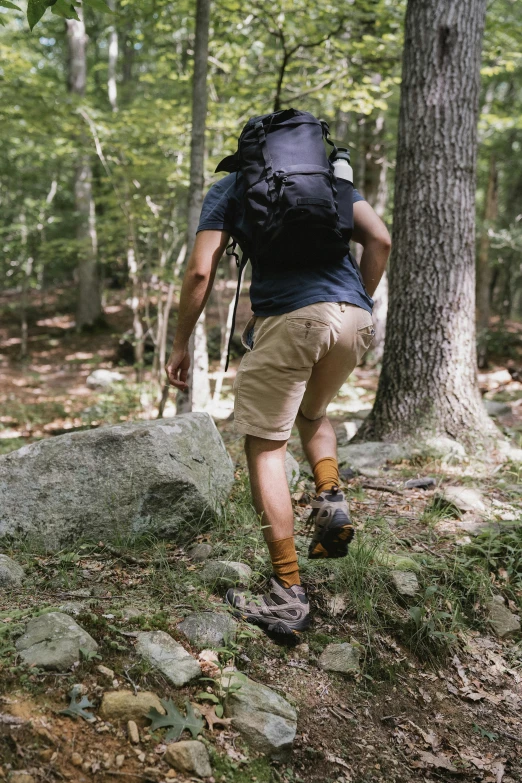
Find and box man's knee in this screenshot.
[245,434,287,457]
[297,407,325,424]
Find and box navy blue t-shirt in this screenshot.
[197,173,373,317]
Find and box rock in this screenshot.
[0,413,234,550]
[319,643,360,674]
[486,596,521,638]
[339,466,357,481]
[484,400,511,417]
[178,612,237,648]
[127,720,140,744]
[390,570,419,597]
[335,421,360,446]
[0,554,25,588]
[71,752,83,767]
[135,631,201,686]
[86,369,125,390]
[15,612,98,671]
[374,550,422,572]
[420,437,466,462]
[326,595,348,617]
[199,560,252,588]
[99,691,165,723]
[121,606,147,620]
[188,542,213,562]
[497,440,522,464]
[97,664,114,678]
[405,477,436,490]
[164,741,212,778]
[10,773,35,783]
[220,672,297,760]
[58,601,88,616]
[434,486,487,516]
[338,442,407,472]
[115,755,125,768]
[285,451,300,489]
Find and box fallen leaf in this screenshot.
[417,751,459,773]
[491,760,505,783]
[192,702,232,733]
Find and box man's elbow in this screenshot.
[373,226,391,253]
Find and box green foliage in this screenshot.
[147,698,204,742]
[59,684,96,722]
[459,527,522,592]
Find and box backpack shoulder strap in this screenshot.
[224,241,249,372]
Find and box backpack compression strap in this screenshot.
[255,120,279,216]
[224,240,249,372]
[320,119,339,163]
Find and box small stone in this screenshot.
[164,740,212,778]
[99,691,165,723]
[178,612,237,649]
[486,596,521,638]
[135,631,201,687]
[405,477,436,490]
[339,466,357,481]
[39,748,54,762]
[484,400,511,417]
[57,601,88,616]
[285,451,300,489]
[335,421,360,446]
[292,643,309,660]
[10,774,35,783]
[188,543,213,562]
[127,720,140,744]
[115,755,125,768]
[86,369,125,390]
[121,606,147,620]
[166,770,177,779]
[0,555,25,588]
[15,612,98,671]
[199,560,252,588]
[318,643,360,674]
[71,753,83,767]
[220,671,297,760]
[390,570,419,597]
[326,595,348,617]
[434,486,487,516]
[97,664,115,678]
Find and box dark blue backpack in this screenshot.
[216,108,355,368]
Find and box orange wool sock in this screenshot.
[267,537,301,588]
[313,456,340,495]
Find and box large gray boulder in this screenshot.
[0,413,234,550]
[338,442,407,472]
[135,631,201,686]
[178,612,237,649]
[15,612,98,671]
[0,554,25,588]
[220,672,297,760]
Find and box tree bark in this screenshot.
[358,0,496,447]
[66,12,103,329]
[476,155,498,368]
[177,0,211,414]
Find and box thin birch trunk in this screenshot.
[476,156,498,368]
[107,0,118,112]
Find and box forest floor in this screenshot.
[1,286,522,783]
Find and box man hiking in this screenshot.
[167,109,390,635]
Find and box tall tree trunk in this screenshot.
[358,0,496,447]
[66,12,103,329]
[107,0,118,112]
[177,0,211,414]
[476,156,498,368]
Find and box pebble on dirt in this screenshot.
[9,773,35,783]
[178,611,237,648]
[220,671,297,760]
[135,630,201,686]
[15,612,98,671]
[164,740,212,778]
[404,477,436,489]
[318,642,361,674]
[127,719,140,744]
[390,570,420,597]
[99,690,165,723]
[199,560,252,588]
[486,595,521,638]
[0,554,25,588]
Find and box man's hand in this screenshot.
[166,345,190,391]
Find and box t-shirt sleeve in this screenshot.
[352,188,365,203]
[197,176,236,233]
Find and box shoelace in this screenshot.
[304,485,340,538]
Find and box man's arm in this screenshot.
[166,229,229,390]
[351,201,391,297]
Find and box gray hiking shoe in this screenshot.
[225,575,310,636]
[307,487,354,559]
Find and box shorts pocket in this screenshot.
[356,323,375,360]
[241,316,257,351]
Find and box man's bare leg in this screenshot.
[296,410,337,470]
[244,434,300,587]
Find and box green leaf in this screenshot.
[214,703,224,718]
[195,692,219,704]
[0,1,22,10]
[27,0,55,30]
[408,606,423,626]
[59,685,96,723]
[83,0,113,12]
[147,698,204,742]
[51,0,80,20]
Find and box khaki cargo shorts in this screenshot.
[233,301,374,441]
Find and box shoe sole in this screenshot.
[308,512,355,560]
[225,596,310,636]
